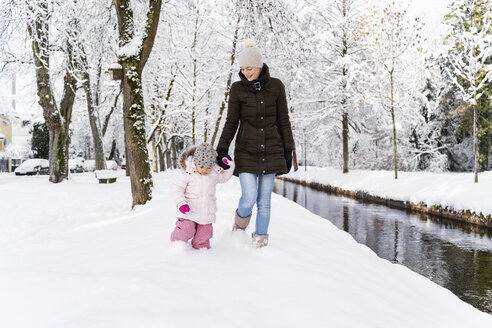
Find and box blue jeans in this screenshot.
[237,173,275,235]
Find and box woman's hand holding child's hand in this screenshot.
[217,149,232,170]
[179,204,190,214]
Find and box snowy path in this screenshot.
[285,167,492,217]
[1,171,491,327]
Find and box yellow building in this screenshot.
[0,113,12,151]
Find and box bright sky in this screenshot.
[406,0,454,39]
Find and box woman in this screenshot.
[216,39,295,247]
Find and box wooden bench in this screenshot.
[95,170,118,184]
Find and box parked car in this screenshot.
[14,159,49,176]
[121,159,126,169]
[69,157,85,173]
[83,160,96,172]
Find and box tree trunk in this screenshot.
[390,71,398,179]
[167,149,172,169]
[473,103,479,183]
[121,73,153,206]
[83,73,106,170]
[154,126,165,171]
[342,112,349,173]
[171,136,178,169]
[341,10,349,174]
[152,137,158,173]
[102,85,122,137]
[191,4,199,145]
[192,112,196,145]
[109,139,117,160]
[124,129,129,177]
[27,2,76,183]
[56,67,77,182]
[114,0,162,207]
[211,15,240,147]
[204,105,209,142]
[164,135,172,170]
[73,17,107,171]
[157,142,165,171]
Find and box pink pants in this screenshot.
[170,218,213,249]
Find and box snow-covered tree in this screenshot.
[25,0,79,183]
[3,0,490,185]
[407,53,449,172]
[444,0,492,182]
[113,0,162,207]
[360,1,423,178]
[68,2,115,171]
[309,0,370,173]
[209,1,242,147]
[143,0,229,172]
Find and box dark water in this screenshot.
[273,179,492,314]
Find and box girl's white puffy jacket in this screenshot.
[172,147,235,225]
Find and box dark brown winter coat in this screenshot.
[217,64,295,176]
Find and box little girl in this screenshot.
[171,142,235,249]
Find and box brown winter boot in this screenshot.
[233,209,251,231]
[251,233,269,248]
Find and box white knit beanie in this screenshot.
[238,39,263,68]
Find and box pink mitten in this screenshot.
[179,204,190,214]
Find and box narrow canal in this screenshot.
[273,179,492,314]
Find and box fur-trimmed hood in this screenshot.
[179,147,197,171]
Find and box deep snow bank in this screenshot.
[285,167,492,219]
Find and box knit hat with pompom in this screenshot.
[238,39,263,68]
[193,143,217,169]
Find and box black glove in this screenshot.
[284,149,292,173]
[217,149,232,170]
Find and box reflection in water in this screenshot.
[393,221,399,263]
[343,205,349,233]
[273,179,492,314]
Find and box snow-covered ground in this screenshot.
[1,171,491,327]
[285,167,492,217]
